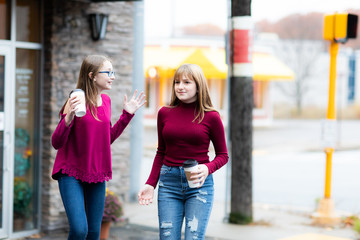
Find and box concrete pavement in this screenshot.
[23,119,360,240]
[26,201,357,240]
[121,201,356,240]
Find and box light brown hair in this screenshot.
[169,63,217,123]
[59,55,111,120]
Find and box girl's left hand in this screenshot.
[123,89,146,114]
[191,164,209,187]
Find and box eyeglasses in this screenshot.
[99,71,115,77]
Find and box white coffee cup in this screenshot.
[69,89,86,117]
[183,159,200,188]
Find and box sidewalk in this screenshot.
[25,119,360,240]
[120,120,358,240]
[28,201,357,240]
[121,201,357,240]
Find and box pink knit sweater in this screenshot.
[51,94,134,183]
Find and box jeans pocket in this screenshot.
[160,165,171,175]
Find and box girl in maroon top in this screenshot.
[52,55,145,240]
[138,64,228,240]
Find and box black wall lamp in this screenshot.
[89,13,108,41]
[88,0,141,41]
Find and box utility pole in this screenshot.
[228,0,253,224]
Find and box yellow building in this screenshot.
[144,45,295,126]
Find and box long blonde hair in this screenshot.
[59,55,110,120]
[169,64,217,123]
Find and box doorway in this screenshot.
[0,46,14,239]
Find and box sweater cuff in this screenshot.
[123,109,135,116]
[204,163,214,175]
[60,113,74,128]
[145,180,158,189]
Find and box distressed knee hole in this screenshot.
[196,195,207,203]
[161,222,173,238]
[163,230,171,237]
[187,215,198,232]
[198,190,207,195]
[161,221,173,229]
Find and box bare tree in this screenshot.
[256,12,323,40]
[256,13,326,115]
[181,23,225,36]
[274,40,325,115]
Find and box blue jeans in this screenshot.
[158,165,214,240]
[58,174,106,240]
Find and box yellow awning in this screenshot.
[144,46,194,78]
[181,49,227,79]
[253,52,295,81]
[144,46,295,81]
[144,46,194,69]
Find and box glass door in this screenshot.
[0,46,14,239]
[13,48,41,234]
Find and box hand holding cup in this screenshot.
[69,89,86,117]
[190,164,209,187]
[183,159,209,188]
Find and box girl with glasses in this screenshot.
[138,63,228,240]
[51,55,145,239]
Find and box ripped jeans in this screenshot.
[158,165,214,240]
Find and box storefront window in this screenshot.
[13,49,40,232]
[16,0,41,42]
[0,0,11,40]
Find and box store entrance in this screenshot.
[0,45,42,238]
[0,46,13,239]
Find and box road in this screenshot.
[142,119,360,214]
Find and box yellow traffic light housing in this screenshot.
[323,12,358,43]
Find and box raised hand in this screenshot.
[123,90,146,114]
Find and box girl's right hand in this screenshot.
[138,184,154,205]
[64,96,81,126]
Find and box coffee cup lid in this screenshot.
[69,89,84,97]
[183,159,198,168]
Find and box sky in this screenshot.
[252,0,360,22]
[144,0,360,38]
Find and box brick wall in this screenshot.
[42,0,135,231]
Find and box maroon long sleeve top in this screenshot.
[145,101,229,188]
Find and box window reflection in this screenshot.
[0,55,4,229]
[0,0,11,40]
[13,49,40,232]
[0,131,3,229]
[16,0,40,42]
[0,56,4,111]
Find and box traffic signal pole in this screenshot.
[324,41,339,199]
[312,40,340,226]
[313,12,357,226]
